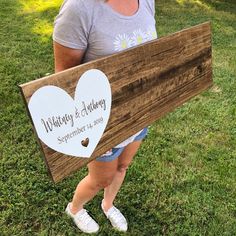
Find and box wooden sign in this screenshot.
[19,22,213,183]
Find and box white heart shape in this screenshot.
[28,69,112,158]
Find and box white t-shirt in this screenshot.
[53,0,157,148]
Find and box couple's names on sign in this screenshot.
[41,98,106,146]
[19,22,213,183]
[41,98,106,132]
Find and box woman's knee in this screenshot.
[87,173,115,190]
[98,177,114,189]
[87,158,118,189]
[117,163,129,174]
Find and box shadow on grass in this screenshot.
[175,0,236,16]
[201,0,236,15]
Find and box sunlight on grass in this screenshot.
[20,0,62,14]
[19,0,63,42]
[176,0,211,10]
[32,19,53,42]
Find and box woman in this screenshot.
[53,0,157,233]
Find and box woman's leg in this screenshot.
[102,140,142,212]
[70,158,118,214]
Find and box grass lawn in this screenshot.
[0,0,236,235]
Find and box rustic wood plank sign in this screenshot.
[19,22,213,183]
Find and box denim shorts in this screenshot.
[96,127,148,162]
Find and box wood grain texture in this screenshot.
[19,22,213,183]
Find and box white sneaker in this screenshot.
[65,203,99,234]
[101,200,128,232]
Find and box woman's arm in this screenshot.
[53,41,85,73]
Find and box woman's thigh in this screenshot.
[118,140,142,169]
[87,157,118,187]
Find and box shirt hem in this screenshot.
[53,35,87,50]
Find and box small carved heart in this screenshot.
[81,138,89,147]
